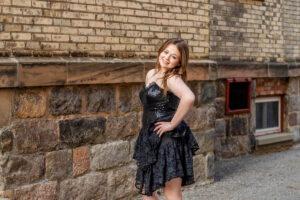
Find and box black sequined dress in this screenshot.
[133,82,199,196]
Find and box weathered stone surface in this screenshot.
[251,79,256,98]
[216,80,226,97]
[13,89,46,118]
[268,63,288,77]
[46,149,72,180]
[0,90,12,127]
[289,113,297,126]
[50,87,81,116]
[231,117,248,135]
[1,154,44,187]
[131,84,143,111]
[289,127,300,142]
[20,63,66,87]
[188,81,201,107]
[105,112,140,140]
[91,140,130,170]
[187,63,209,81]
[200,82,217,104]
[220,136,250,158]
[193,129,215,154]
[218,62,268,78]
[73,146,90,176]
[14,181,57,200]
[185,106,215,131]
[59,172,107,200]
[107,164,137,200]
[289,95,300,111]
[0,189,13,199]
[129,136,137,162]
[288,63,300,77]
[117,85,131,112]
[205,153,215,179]
[287,78,298,95]
[215,119,225,137]
[214,97,225,119]
[59,117,106,147]
[0,65,17,88]
[86,86,116,113]
[0,130,12,153]
[12,120,58,153]
[214,137,222,161]
[298,112,300,125]
[225,118,230,137]
[67,62,144,85]
[193,154,205,182]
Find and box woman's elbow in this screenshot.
[184,93,195,105]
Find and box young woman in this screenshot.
[133,38,199,200]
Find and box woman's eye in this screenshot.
[172,56,176,59]
[164,50,168,54]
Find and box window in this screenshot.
[255,96,282,136]
[225,78,251,114]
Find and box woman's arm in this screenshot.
[154,75,195,137]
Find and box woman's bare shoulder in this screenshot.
[146,68,156,82]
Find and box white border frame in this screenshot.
[254,96,281,136]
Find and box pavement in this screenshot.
[137,143,300,200]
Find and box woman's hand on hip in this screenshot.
[153,121,175,137]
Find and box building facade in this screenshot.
[0,0,299,199]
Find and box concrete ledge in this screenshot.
[255,133,294,146]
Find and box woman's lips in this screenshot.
[161,59,169,65]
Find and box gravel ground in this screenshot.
[136,144,300,200]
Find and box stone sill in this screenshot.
[255,133,294,146]
[0,58,299,88]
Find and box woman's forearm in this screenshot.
[170,96,195,128]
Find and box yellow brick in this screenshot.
[136,25,149,31]
[128,1,142,9]
[105,22,120,29]
[51,2,69,10]
[87,5,103,13]
[2,6,22,14]
[112,15,128,22]
[23,8,42,16]
[112,0,127,7]
[79,12,95,20]
[135,10,148,17]
[62,11,79,19]
[26,41,40,49]
[6,41,25,48]
[70,3,86,11]
[43,10,61,18]
[104,7,119,14]
[126,44,140,51]
[60,43,77,50]
[141,45,155,51]
[120,23,135,30]
[14,16,33,24]
[70,35,87,42]
[120,37,134,44]
[12,0,31,7]
[175,14,187,20]
[95,0,111,6]
[52,34,69,42]
[78,28,95,35]
[142,31,154,38]
[149,11,162,18]
[61,27,78,34]
[0,0,11,5]
[95,44,110,50]
[96,29,111,36]
[32,0,50,8]
[169,20,181,26]
[126,31,141,37]
[12,33,31,40]
[88,36,104,43]
[89,21,105,28]
[193,47,204,53]
[128,16,142,24]
[111,30,126,36]
[41,42,59,50]
[32,33,51,41]
[34,17,52,25]
[77,43,95,50]
[120,8,134,15]
[54,19,71,26]
[142,3,156,11]
[105,37,119,43]
[0,32,10,40]
[79,0,96,4]
[42,26,60,33]
[72,20,89,27]
[4,24,22,31]
[135,38,148,44]
[111,44,126,51]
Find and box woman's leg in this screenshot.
[163,177,182,200]
[142,191,159,200]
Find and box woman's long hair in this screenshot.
[153,38,189,96]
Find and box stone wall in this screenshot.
[0,0,210,59]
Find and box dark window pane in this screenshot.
[229,82,249,110]
[267,101,278,127]
[256,103,263,129]
[256,100,279,131]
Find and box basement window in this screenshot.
[225,78,251,114]
[255,96,282,136]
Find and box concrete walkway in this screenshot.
[137,144,300,200]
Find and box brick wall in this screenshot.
[0,0,210,58]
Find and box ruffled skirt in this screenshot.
[133,118,199,196]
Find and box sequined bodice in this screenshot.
[139,82,180,129]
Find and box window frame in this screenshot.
[254,96,283,136]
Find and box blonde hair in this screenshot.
[154,38,189,96]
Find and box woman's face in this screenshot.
[159,44,181,71]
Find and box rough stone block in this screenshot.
[12,120,58,153]
[13,89,46,118]
[0,130,12,153]
[220,136,250,158]
[131,84,143,111]
[188,81,201,108]
[13,181,57,200]
[214,98,225,119]
[50,87,82,116]
[216,80,226,97]
[205,152,215,179]
[1,154,44,187]
[193,129,215,154]
[289,95,300,111]
[298,112,300,125]
[215,119,225,137]
[73,146,90,176]
[193,154,205,182]
[200,82,217,104]
[59,172,107,200]
[268,63,288,77]
[0,65,17,88]
[289,127,300,142]
[86,86,116,113]
[59,117,106,147]
[105,112,140,140]
[129,136,137,162]
[46,149,72,180]
[185,106,216,131]
[231,117,248,135]
[117,85,132,112]
[107,164,137,200]
[287,78,298,95]
[91,140,130,170]
[0,90,12,127]
[289,113,297,126]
